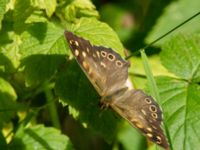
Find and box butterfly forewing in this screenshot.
[64,31,129,96]
[64,30,170,150]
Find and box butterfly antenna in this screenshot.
[125,11,200,60]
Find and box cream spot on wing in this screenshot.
[88,67,93,74]
[116,60,123,67]
[149,119,153,123]
[75,41,79,46]
[138,115,144,120]
[93,54,96,58]
[74,49,79,56]
[96,51,100,57]
[147,127,152,132]
[82,61,88,70]
[147,133,153,138]
[69,40,73,44]
[86,47,90,53]
[101,51,107,57]
[94,63,98,68]
[156,136,162,144]
[82,51,87,57]
[100,62,106,68]
[141,109,147,116]
[135,122,143,129]
[152,125,157,129]
[130,117,137,123]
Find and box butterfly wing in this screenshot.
[64,30,170,149]
[64,31,130,96]
[108,89,170,149]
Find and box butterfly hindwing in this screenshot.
[107,89,169,149]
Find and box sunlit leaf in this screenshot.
[11,125,73,150]
[69,17,125,56]
[0,0,8,30]
[156,76,200,150]
[146,0,200,44]
[161,33,200,82]
[0,77,17,128]
[20,22,68,85]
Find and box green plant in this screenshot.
[0,0,200,150]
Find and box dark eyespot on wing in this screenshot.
[100,51,107,57]
[150,105,157,112]
[107,53,115,61]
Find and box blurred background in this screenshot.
[93,0,199,52]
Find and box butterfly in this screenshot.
[64,30,170,150]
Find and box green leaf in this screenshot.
[160,33,200,82]
[0,77,17,128]
[55,60,120,141]
[141,50,160,101]
[20,22,68,85]
[0,33,21,69]
[0,0,8,30]
[33,0,57,17]
[128,55,175,89]
[0,131,7,150]
[72,0,97,10]
[10,124,73,150]
[146,0,200,45]
[0,53,15,74]
[20,22,67,57]
[25,10,48,23]
[155,76,200,150]
[69,17,125,56]
[21,55,66,86]
[13,0,34,33]
[117,123,147,150]
[65,0,99,21]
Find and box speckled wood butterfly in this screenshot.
[64,31,170,150]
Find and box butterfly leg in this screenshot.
[99,97,110,109]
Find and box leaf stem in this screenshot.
[44,81,60,129]
[125,11,200,60]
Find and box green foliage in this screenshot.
[20,22,67,85]
[161,34,200,82]
[10,124,72,150]
[0,77,17,128]
[146,0,200,45]
[70,17,124,55]
[158,34,200,150]
[0,0,7,30]
[117,123,147,150]
[0,0,199,150]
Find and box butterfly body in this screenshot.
[64,30,170,149]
